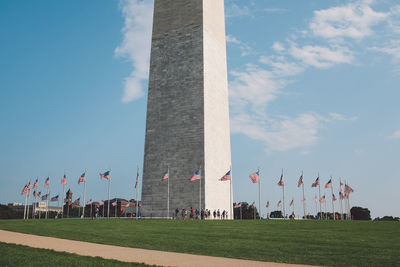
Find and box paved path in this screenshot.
[0,230,314,267]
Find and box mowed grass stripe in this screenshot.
[0,242,152,267]
[0,219,398,266]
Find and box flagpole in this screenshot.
[282,169,285,219]
[136,165,139,220]
[33,192,36,219]
[302,171,306,219]
[199,165,202,212]
[339,178,343,220]
[318,173,321,220]
[62,172,65,219]
[230,165,233,220]
[27,183,31,220]
[258,168,261,220]
[331,176,335,220]
[108,175,111,218]
[23,190,27,220]
[83,169,87,219]
[324,194,327,220]
[46,178,50,219]
[315,195,317,218]
[167,166,170,219]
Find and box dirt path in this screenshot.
[0,230,314,267]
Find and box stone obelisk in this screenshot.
[141,0,232,218]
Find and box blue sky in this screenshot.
[1,0,399,218]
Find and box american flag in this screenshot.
[33,191,37,197]
[189,170,200,182]
[219,170,231,181]
[234,202,241,208]
[161,169,169,183]
[21,184,28,195]
[73,198,80,205]
[297,174,303,187]
[339,182,343,192]
[51,195,59,202]
[249,171,259,183]
[325,179,332,188]
[33,178,38,189]
[277,200,282,207]
[266,201,270,208]
[99,200,104,206]
[343,192,349,199]
[290,199,294,206]
[125,203,130,208]
[100,171,110,180]
[345,184,354,194]
[37,191,41,198]
[112,202,117,207]
[135,168,139,189]
[251,202,255,209]
[87,199,92,205]
[312,177,320,187]
[314,196,318,203]
[339,191,344,200]
[320,195,326,203]
[61,174,67,185]
[44,177,50,187]
[26,182,31,191]
[277,174,284,187]
[301,199,305,204]
[78,172,86,184]
[332,194,337,201]
[41,194,48,201]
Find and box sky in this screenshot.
[0,0,399,218]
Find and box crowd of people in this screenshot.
[174,207,229,220]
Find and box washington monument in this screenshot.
[141,0,232,218]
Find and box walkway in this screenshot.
[0,230,314,267]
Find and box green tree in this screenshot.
[351,206,371,220]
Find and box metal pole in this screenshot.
[302,171,306,219]
[115,198,117,218]
[83,169,87,219]
[46,186,50,219]
[230,166,233,219]
[282,169,286,219]
[33,194,36,219]
[27,186,31,219]
[62,184,65,219]
[199,166,202,212]
[318,174,321,220]
[167,166,170,219]
[240,205,242,220]
[136,165,139,220]
[331,176,335,220]
[340,178,343,220]
[315,196,317,218]
[108,176,110,218]
[23,192,27,219]
[258,168,261,220]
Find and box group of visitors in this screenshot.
[175,208,229,220]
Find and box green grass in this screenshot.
[0,242,151,267]
[0,219,399,266]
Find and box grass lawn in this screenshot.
[0,219,398,266]
[0,242,151,267]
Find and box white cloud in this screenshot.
[259,56,305,77]
[272,42,285,53]
[115,0,154,103]
[329,112,358,121]
[310,0,387,40]
[226,3,250,18]
[231,113,325,152]
[289,44,354,68]
[370,40,400,61]
[226,35,241,45]
[229,65,284,110]
[390,129,400,139]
